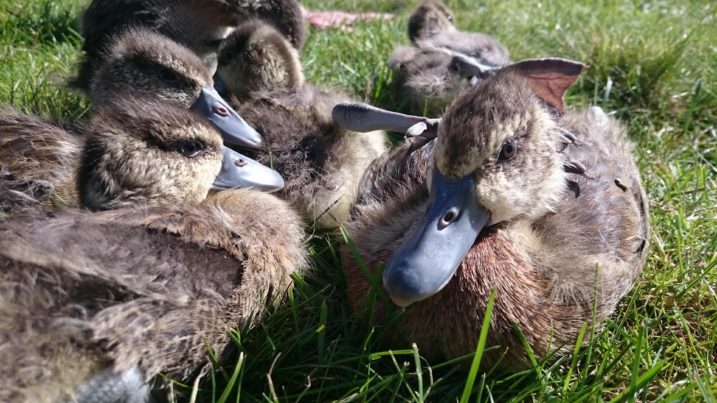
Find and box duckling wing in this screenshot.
[534,108,649,306]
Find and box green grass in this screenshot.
[1,0,716,401]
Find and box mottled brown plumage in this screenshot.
[73,0,306,90]
[0,98,224,212]
[219,22,386,229]
[0,188,306,402]
[342,59,649,368]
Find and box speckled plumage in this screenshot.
[343,61,649,368]
[0,188,306,402]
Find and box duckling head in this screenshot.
[91,28,262,149]
[79,98,283,211]
[216,19,304,98]
[408,0,457,43]
[383,58,585,307]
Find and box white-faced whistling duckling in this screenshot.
[0,97,282,212]
[0,180,306,402]
[390,0,510,115]
[217,20,387,230]
[334,58,650,368]
[74,0,306,91]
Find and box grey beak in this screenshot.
[191,87,262,149]
[212,146,284,192]
[383,169,489,307]
[332,102,440,136]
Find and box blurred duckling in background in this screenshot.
[335,58,649,367]
[0,97,282,212]
[0,165,305,403]
[74,0,306,90]
[390,0,510,114]
[217,20,387,230]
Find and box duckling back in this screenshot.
[0,188,306,401]
[236,86,386,229]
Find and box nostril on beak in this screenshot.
[234,158,247,168]
[213,105,229,117]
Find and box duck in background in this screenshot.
[335,58,649,368]
[217,20,387,230]
[390,0,510,115]
[73,0,306,90]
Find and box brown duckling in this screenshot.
[336,58,649,367]
[408,0,509,67]
[0,97,282,212]
[90,27,263,150]
[216,18,305,99]
[74,0,306,91]
[0,187,306,402]
[390,0,510,114]
[217,21,387,230]
[407,0,456,42]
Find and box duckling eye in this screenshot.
[179,140,205,157]
[158,67,181,84]
[498,139,517,161]
[446,14,454,22]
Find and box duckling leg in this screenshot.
[72,364,153,403]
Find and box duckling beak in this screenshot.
[383,169,489,307]
[212,146,285,192]
[191,87,263,149]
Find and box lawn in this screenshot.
[1,0,715,401]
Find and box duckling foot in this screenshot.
[72,364,152,403]
[300,6,393,30]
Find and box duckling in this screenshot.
[0,187,306,402]
[390,0,510,114]
[407,0,456,42]
[389,45,495,115]
[0,97,282,212]
[408,0,509,66]
[74,0,306,91]
[216,19,305,99]
[91,27,263,150]
[338,58,650,367]
[217,21,387,230]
